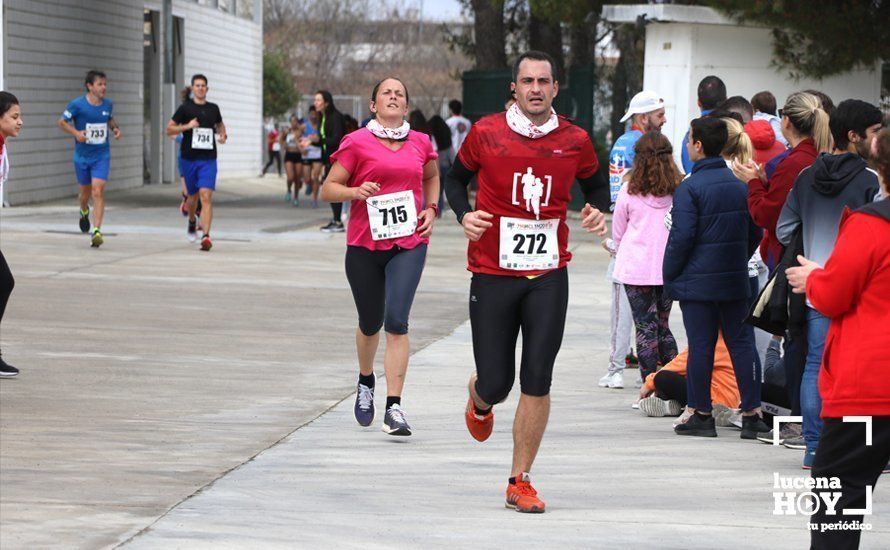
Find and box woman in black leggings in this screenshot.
[312,90,346,232]
[320,77,439,437]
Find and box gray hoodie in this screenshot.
[777,152,880,266]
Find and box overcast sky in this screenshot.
[416,0,466,21]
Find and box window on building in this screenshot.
[237,0,254,20]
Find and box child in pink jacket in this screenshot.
[613,131,681,379]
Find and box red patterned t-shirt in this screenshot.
[458,113,599,276]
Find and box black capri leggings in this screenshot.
[470,267,568,404]
[345,244,427,336]
[0,250,14,323]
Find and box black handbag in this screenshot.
[745,227,805,335]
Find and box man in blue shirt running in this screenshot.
[58,70,121,248]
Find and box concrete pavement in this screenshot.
[0,177,470,548]
[1,177,887,548]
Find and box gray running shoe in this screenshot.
[638,396,682,417]
[783,435,807,450]
[712,404,734,427]
[381,404,411,436]
[353,382,375,427]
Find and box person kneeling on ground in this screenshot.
[637,332,739,427]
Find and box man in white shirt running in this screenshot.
[446,100,472,157]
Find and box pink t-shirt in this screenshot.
[331,128,438,251]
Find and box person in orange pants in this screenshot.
[638,333,740,422]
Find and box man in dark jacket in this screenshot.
[664,117,767,439]
[775,99,882,469]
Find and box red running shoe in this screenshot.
[505,473,546,513]
[200,235,212,251]
[465,398,493,442]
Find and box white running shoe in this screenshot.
[597,372,613,387]
[604,371,623,389]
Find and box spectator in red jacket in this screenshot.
[733,91,833,271]
[744,118,786,166]
[786,127,890,550]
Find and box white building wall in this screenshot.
[2,0,143,205]
[642,22,882,168]
[173,0,262,178]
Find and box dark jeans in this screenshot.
[624,284,678,379]
[680,299,761,413]
[653,370,687,404]
[810,417,890,550]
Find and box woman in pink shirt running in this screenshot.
[320,77,439,437]
[612,131,681,380]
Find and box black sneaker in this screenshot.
[0,356,19,378]
[354,382,375,427]
[674,413,717,437]
[187,220,198,243]
[381,404,411,436]
[320,221,336,232]
[79,209,90,233]
[330,221,345,233]
[740,414,772,440]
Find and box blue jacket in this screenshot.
[663,157,762,302]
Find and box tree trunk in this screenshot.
[528,13,564,81]
[470,0,507,70]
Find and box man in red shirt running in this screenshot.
[445,50,609,513]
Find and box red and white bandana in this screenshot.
[505,102,559,139]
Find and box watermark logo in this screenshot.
[769,416,874,533]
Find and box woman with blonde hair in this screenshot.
[733,91,831,271]
[721,116,754,165]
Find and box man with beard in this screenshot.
[445,50,609,513]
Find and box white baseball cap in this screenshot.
[620,91,665,122]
